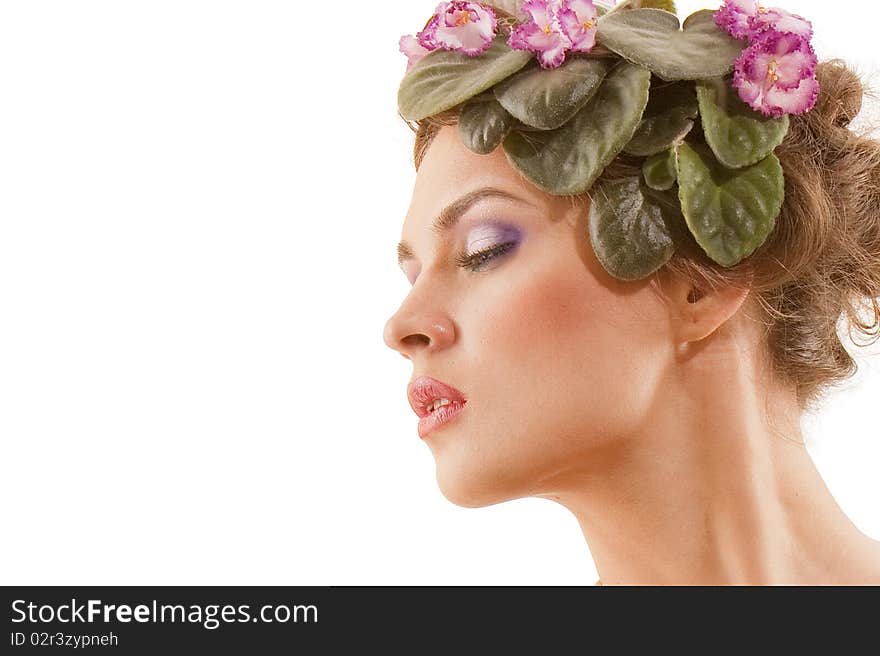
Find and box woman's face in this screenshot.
[384,125,673,507]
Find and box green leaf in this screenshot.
[596,9,746,81]
[636,0,677,12]
[589,176,679,281]
[606,1,679,17]
[494,58,610,130]
[675,142,784,267]
[483,1,528,20]
[459,98,514,155]
[624,81,698,156]
[398,37,532,122]
[643,149,677,190]
[696,78,790,169]
[502,61,651,196]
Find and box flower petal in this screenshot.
[773,48,816,89]
[559,0,598,52]
[508,3,573,69]
[417,14,440,50]
[416,2,497,56]
[749,8,813,40]
[727,0,757,10]
[564,0,597,19]
[756,31,817,90]
[732,32,820,117]
[714,0,759,40]
[734,75,767,111]
[733,45,773,114]
[764,74,820,116]
[536,39,570,69]
[521,0,556,30]
[400,34,434,71]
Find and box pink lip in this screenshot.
[407,376,468,439]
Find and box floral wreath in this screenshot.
[397,1,821,282]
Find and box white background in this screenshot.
[0,1,877,585]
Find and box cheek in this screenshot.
[435,249,667,505]
[466,254,662,443]
[478,261,622,367]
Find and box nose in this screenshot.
[383,306,456,360]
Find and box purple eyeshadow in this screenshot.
[465,222,524,252]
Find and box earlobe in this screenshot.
[658,269,754,344]
[678,283,752,343]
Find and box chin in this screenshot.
[431,443,532,509]
[435,469,504,508]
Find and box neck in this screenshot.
[538,318,880,585]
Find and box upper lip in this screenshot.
[407,376,467,418]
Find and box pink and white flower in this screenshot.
[714,0,760,39]
[400,35,434,71]
[558,0,599,53]
[416,14,442,51]
[507,0,573,69]
[748,7,813,40]
[416,1,498,56]
[714,0,812,41]
[733,31,819,118]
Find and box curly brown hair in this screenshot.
[403,60,880,412]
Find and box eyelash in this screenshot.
[454,241,518,272]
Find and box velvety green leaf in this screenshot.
[624,81,698,156]
[604,1,680,18]
[637,0,677,12]
[643,149,677,190]
[494,58,610,130]
[459,99,514,155]
[596,9,746,81]
[675,142,784,267]
[696,78,790,169]
[502,61,651,195]
[589,176,679,281]
[595,1,671,19]
[483,1,527,20]
[398,37,532,122]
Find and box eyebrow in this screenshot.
[397,187,534,267]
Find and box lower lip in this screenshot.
[418,401,466,439]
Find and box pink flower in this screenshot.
[400,35,434,71]
[558,0,599,53]
[714,0,759,39]
[733,31,819,118]
[748,7,812,40]
[507,0,572,69]
[714,1,812,41]
[416,14,442,50]
[416,1,498,56]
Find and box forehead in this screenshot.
[403,125,566,234]
[418,124,523,188]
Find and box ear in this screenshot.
[659,269,754,344]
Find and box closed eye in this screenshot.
[454,241,518,272]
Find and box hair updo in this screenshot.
[405,59,880,412]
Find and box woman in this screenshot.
[383,0,880,584]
